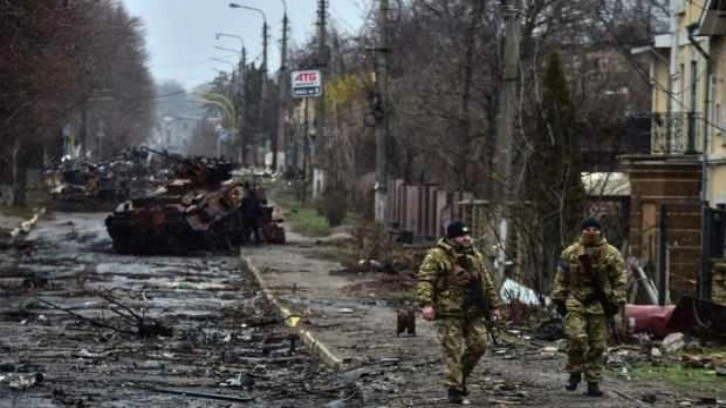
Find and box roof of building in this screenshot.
[582,172,631,197]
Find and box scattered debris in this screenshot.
[641,393,657,403]
[668,296,726,338]
[533,318,563,341]
[34,289,173,338]
[662,332,685,354]
[500,278,547,306]
[625,304,676,338]
[0,372,44,390]
[396,307,416,337]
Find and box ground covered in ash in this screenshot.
[0,213,350,407]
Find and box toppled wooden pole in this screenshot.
[144,385,254,403]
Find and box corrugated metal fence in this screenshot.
[384,179,485,242]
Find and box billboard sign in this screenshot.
[291,70,323,98]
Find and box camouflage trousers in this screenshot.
[564,310,608,382]
[435,317,488,389]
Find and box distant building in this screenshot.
[152,115,200,154]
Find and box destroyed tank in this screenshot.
[104,148,249,254]
[43,148,153,211]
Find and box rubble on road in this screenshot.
[0,212,333,407]
[662,332,686,354]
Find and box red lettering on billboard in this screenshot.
[294,72,318,83]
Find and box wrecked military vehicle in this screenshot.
[105,148,284,254]
[43,148,152,211]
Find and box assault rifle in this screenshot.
[459,255,499,346]
[578,254,621,343]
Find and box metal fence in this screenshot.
[385,179,473,243]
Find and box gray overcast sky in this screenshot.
[121,0,370,89]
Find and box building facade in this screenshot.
[625,0,726,301]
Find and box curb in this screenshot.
[240,255,344,370]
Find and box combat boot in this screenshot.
[585,381,603,397]
[447,387,470,405]
[565,373,581,391]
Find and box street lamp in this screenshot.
[230,1,289,172]
[215,32,244,50]
[215,46,242,55]
[229,3,268,25]
[229,2,270,168]
[228,3,268,72]
[215,32,248,166]
[210,57,236,68]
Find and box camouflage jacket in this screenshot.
[551,237,627,314]
[416,239,500,317]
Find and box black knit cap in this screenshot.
[581,217,602,231]
[446,221,471,239]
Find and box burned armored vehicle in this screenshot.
[43,148,152,211]
[43,160,118,211]
[105,148,284,254]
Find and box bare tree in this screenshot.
[0,0,154,205]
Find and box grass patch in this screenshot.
[279,199,331,237]
[629,364,726,396]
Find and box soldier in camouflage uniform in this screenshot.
[551,217,626,397]
[417,221,501,404]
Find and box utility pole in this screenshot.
[238,46,247,165]
[274,7,289,172]
[374,0,390,224]
[302,97,310,202]
[493,0,521,285]
[260,22,269,168]
[315,0,327,195]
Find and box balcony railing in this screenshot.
[650,111,701,155]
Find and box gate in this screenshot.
[705,207,726,303]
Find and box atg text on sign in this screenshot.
[291,70,323,98]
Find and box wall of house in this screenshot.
[649,4,711,155]
[652,56,670,115]
[710,166,726,205]
[706,36,726,207]
[621,156,702,301]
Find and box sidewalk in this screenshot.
[244,230,695,407]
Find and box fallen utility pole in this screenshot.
[374,0,390,224]
[144,385,254,403]
[493,0,522,286]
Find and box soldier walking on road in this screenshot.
[240,183,263,245]
[417,222,501,404]
[551,217,626,397]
